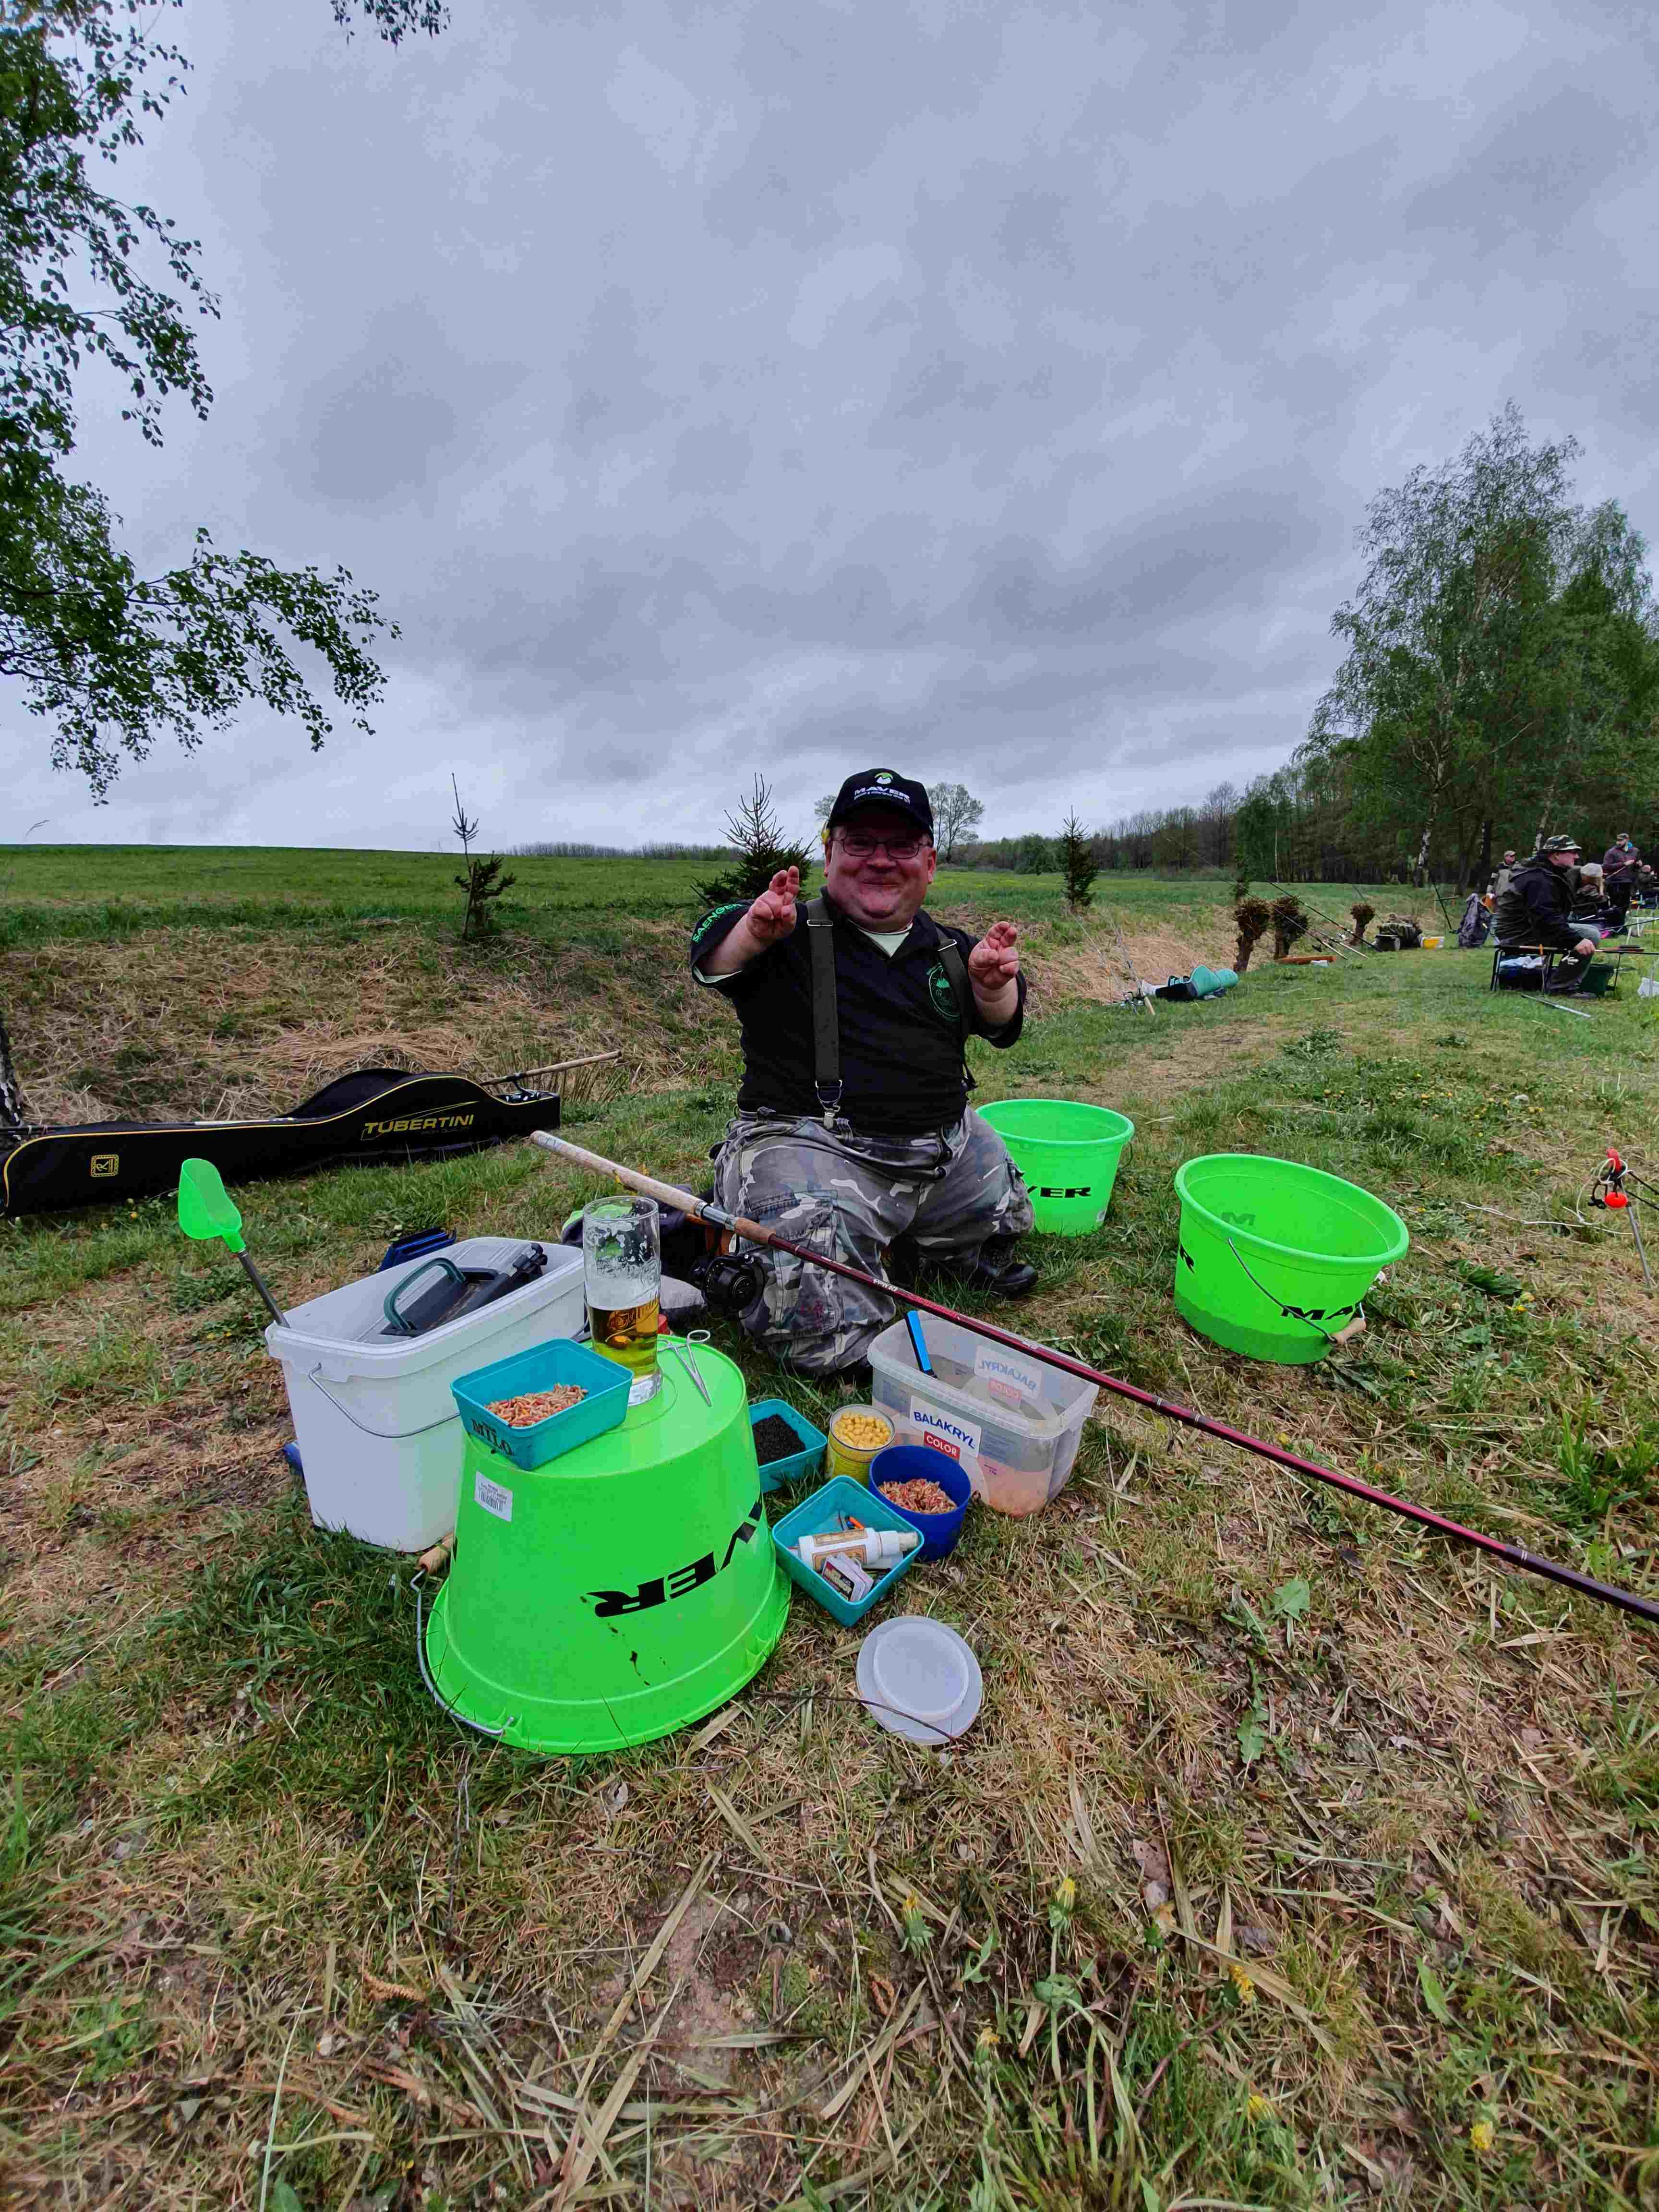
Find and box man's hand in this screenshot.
[968,920,1020,990]
[699,866,800,976]
[968,920,1021,1026]
[1576,938,1597,958]
[747,866,801,945]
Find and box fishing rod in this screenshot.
[533,1134,1659,1628]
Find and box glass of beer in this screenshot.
[583,1197,662,1405]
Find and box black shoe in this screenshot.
[922,1238,1039,1301]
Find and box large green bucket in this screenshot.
[422,1337,788,1753]
[1173,1154,1408,1365]
[977,1099,1135,1234]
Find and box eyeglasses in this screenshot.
[836,832,929,861]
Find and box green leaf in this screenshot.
[267,2183,304,2212]
[1270,1576,1312,1621]
[1418,1955,1454,2024]
[1238,1708,1268,1767]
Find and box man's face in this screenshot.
[1549,849,1580,871]
[1503,851,1515,865]
[825,808,937,928]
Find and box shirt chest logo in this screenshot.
[926,961,960,1022]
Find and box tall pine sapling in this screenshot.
[1060,812,1098,911]
[451,776,516,940]
[693,777,814,908]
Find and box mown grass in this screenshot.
[0,854,1655,2209]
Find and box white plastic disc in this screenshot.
[856,1616,983,1746]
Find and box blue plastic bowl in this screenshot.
[451,1339,630,1469]
[770,1475,921,1626]
[747,1398,827,1494]
[867,1445,972,1561]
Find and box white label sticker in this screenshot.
[908,1403,983,1468]
[474,1472,514,1523]
[973,1345,1046,1408]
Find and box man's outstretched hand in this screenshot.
[746,866,801,945]
[968,919,1021,989]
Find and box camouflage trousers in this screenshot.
[712,1109,1034,1376]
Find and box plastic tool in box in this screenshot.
[381,1242,549,1337]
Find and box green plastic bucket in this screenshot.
[1173,1154,1408,1365]
[422,1336,788,1753]
[977,1099,1135,1234]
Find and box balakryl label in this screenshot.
[910,1403,983,1466]
[474,1472,513,1523]
[973,1344,1046,1408]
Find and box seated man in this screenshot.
[1491,835,1599,991]
[690,769,1035,1376]
[1570,862,1616,938]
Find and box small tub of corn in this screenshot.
[824,1403,895,1485]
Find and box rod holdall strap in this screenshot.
[804,896,843,1128]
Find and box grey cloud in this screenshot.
[1402,84,1645,254]
[11,0,1656,851]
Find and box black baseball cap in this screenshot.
[826,769,933,837]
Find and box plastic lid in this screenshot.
[856,1616,983,1746]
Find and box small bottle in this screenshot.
[795,1528,918,1573]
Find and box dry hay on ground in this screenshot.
[1,929,722,1125]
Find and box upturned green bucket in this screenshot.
[977,1099,1134,1234]
[1173,1154,1408,1365]
[422,1337,788,1753]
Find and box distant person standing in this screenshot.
[1603,832,1641,923]
[1490,849,1518,899]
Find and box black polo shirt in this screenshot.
[689,896,1025,1136]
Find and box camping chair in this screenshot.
[1490,942,1564,994]
[1490,942,1618,998]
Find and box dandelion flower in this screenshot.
[1227,1959,1256,2005]
[1469,2119,1495,2154]
[1055,1875,1076,1913]
[1247,2092,1274,2122]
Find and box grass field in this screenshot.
[2,851,1656,2211]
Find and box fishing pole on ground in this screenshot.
[532,1133,1659,1629]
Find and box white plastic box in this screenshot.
[868,1312,1098,1516]
[264,1238,586,1551]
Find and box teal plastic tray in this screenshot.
[451,1339,630,1469]
[771,1475,920,1626]
[748,1398,827,1494]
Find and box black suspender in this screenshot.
[803,898,972,1130]
[803,897,843,1128]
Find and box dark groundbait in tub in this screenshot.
[753,1413,808,1466]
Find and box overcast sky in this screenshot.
[9,0,1657,851]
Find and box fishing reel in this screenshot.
[689,1248,765,1314]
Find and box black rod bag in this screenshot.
[0,1069,560,1218]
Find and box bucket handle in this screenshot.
[305,1362,460,1442]
[410,1571,517,1741]
[1224,1238,1362,1346]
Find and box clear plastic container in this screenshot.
[867,1313,1097,1516]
